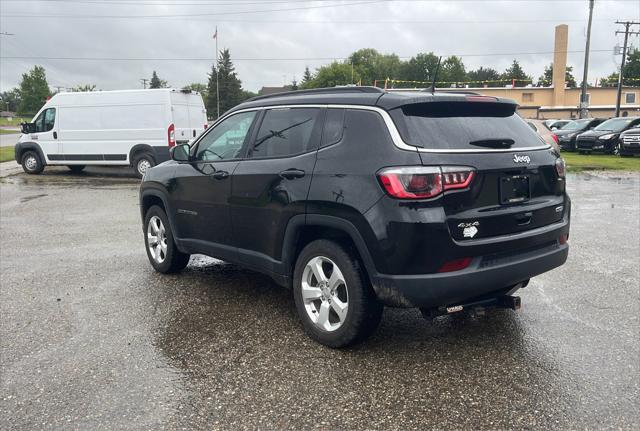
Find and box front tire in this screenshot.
[134,152,155,178]
[143,205,190,273]
[21,150,44,174]
[293,239,383,348]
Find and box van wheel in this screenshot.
[293,239,383,348]
[21,151,44,174]
[67,165,85,173]
[134,152,155,178]
[143,205,190,273]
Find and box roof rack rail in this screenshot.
[247,86,385,102]
[426,89,481,96]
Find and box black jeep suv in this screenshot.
[139,87,570,347]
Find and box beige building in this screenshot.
[406,24,640,119]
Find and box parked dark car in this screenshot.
[139,87,570,347]
[555,118,606,151]
[576,116,640,154]
[619,126,640,157]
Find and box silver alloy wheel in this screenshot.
[137,158,151,176]
[301,256,348,332]
[147,215,168,264]
[25,155,38,171]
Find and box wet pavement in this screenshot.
[1,167,639,430]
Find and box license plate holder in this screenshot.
[500,175,530,204]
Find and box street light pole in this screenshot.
[579,0,594,119]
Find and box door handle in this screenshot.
[211,170,229,180]
[53,131,58,139]
[279,168,305,179]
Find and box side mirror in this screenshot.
[170,143,190,162]
[20,122,35,134]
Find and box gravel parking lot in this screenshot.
[1,166,639,430]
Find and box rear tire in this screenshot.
[143,205,190,273]
[134,152,155,178]
[21,150,44,174]
[293,239,383,348]
[67,165,85,173]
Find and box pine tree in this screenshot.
[149,71,167,88]
[300,67,313,89]
[537,63,577,87]
[206,49,244,118]
[501,60,532,85]
[17,65,50,115]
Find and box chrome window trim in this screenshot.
[214,104,551,154]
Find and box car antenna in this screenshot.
[430,56,442,95]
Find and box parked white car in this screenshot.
[15,89,207,177]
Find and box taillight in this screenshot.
[438,257,472,273]
[377,166,475,200]
[555,157,566,178]
[168,123,175,147]
[552,134,559,144]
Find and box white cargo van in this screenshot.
[15,89,207,177]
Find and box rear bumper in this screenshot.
[370,216,570,308]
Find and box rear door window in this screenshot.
[390,102,546,150]
[321,108,345,147]
[250,107,322,158]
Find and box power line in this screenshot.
[614,20,640,116]
[1,0,384,18]
[0,49,613,62]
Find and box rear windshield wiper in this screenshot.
[469,138,515,149]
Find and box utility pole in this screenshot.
[579,0,594,119]
[614,20,640,117]
[140,78,148,89]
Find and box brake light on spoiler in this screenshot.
[377,166,475,200]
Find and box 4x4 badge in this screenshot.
[513,154,531,164]
[458,221,479,238]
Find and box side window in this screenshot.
[321,108,345,147]
[33,108,55,133]
[251,108,322,158]
[194,111,256,161]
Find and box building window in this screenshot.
[522,92,534,103]
[625,92,636,104]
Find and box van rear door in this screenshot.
[170,92,207,144]
[389,99,567,241]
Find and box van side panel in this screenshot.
[169,92,207,144]
[57,104,167,164]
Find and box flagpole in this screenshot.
[215,26,220,119]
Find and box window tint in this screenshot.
[34,108,55,133]
[251,108,321,158]
[321,108,345,147]
[195,111,256,161]
[391,102,545,150]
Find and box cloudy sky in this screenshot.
[0,0,638,93]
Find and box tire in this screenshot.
[67,165,85,173]
[134,152,155,179]
[21,150,44,174]
[293,239,383,348]
[143,205,190,273]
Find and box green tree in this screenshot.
[439,56,466,86]
[300,67,313,89]
[17,65,50,115]
[0,89,21,112]
[149,71,168,88]
[241,89,257,101]
[183,83,208,100]
[537,63,577,87]
[602,48,640,87]
[307,62,360,88]
[501,60,532,86]
[466,67,501,86]
[291,79,298,91]
[348,48,401,86]
[397,52,440,85]
[206,49,244,118]
[72,84,96,92]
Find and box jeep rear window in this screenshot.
[390,102,546,150]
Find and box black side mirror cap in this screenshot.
[20,122,35,134]
[170,143,191,162]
